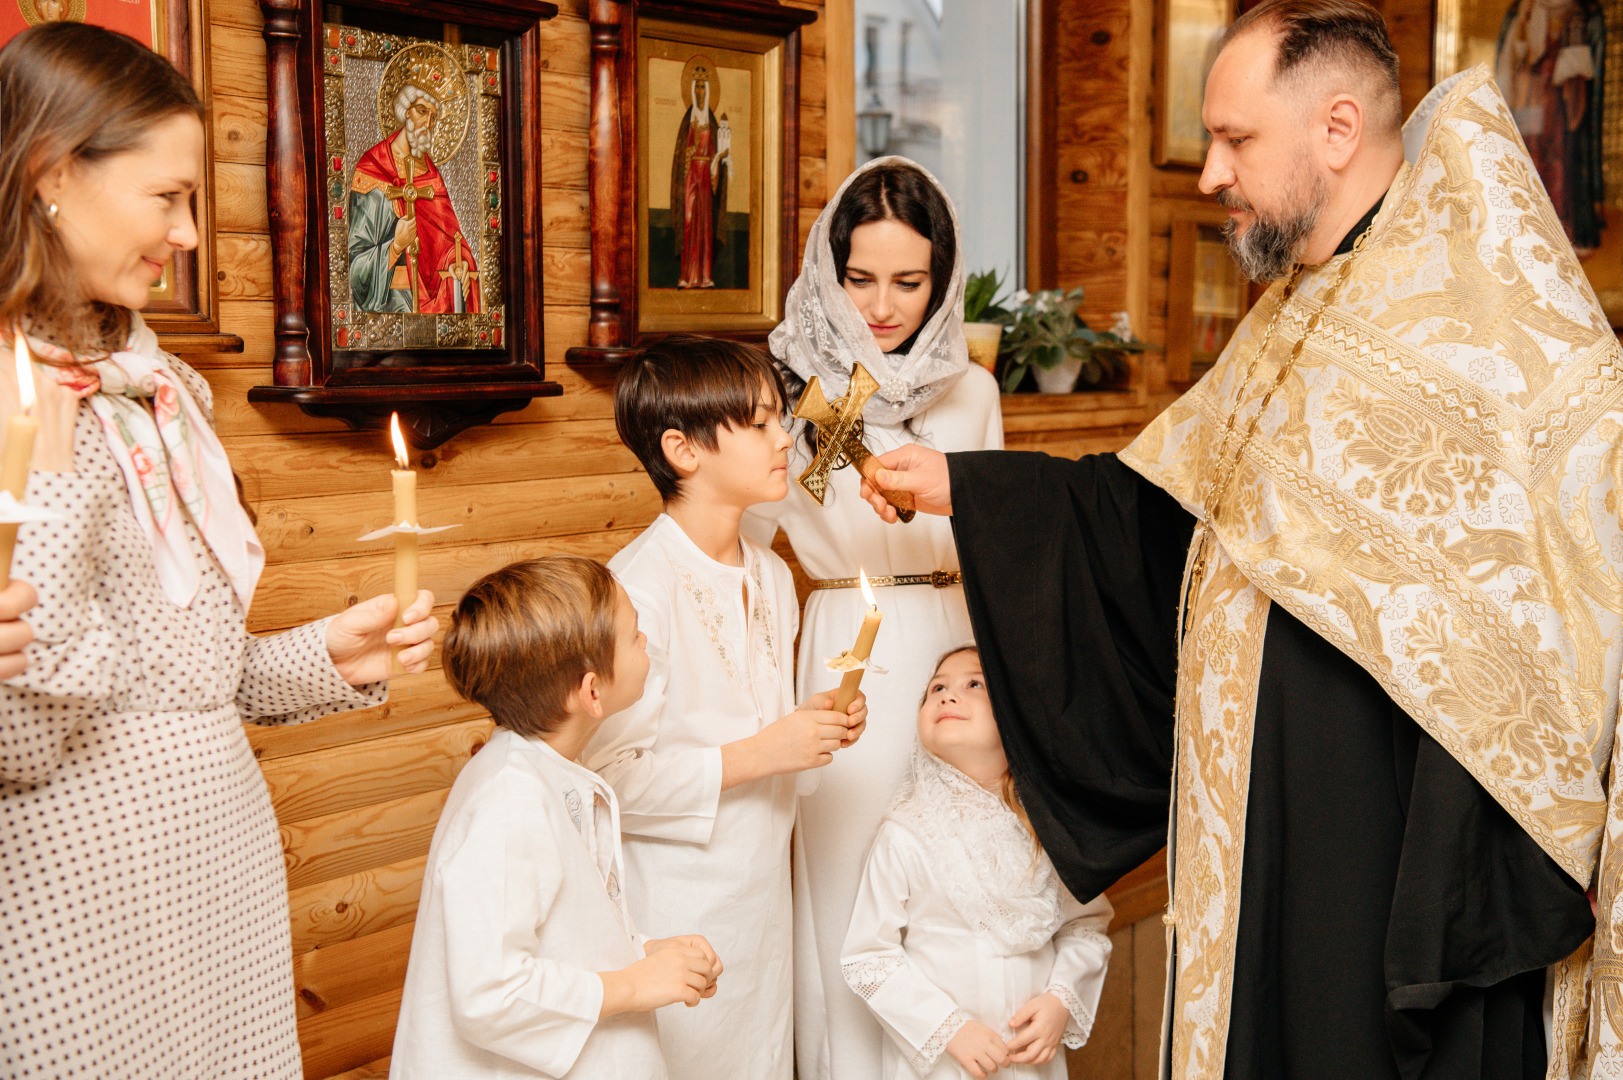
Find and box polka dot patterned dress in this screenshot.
[0,360,385,1078]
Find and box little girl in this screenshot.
[841,647,1112,1079]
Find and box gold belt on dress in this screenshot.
[807,571,962,590]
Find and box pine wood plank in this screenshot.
[214,93,268,166]
[255,472,659,564]
[537,14,591,76]
[267,717,492,824]
[216,233,273,301]
[298,989,402,1080]
[541,130,590,189]
[210,0,260,31]
[542,186,591,248]
[800,104,827,160]
[294,921,415,1021]
[1001,404,1149,435]
[227,417,637,502]
[799,155,827,208]
[542,247,591,304]
[212,25,266,101]
[801,53,826,110]
[215,161,269,234]
[288,855,428,957]
[246,528,642,634]
[205,359,615,438]
[282,787,448,890]
[792,3,826,56]
[1002,429,1141,459]
[325,1057,390,1080]
[540,70,590,132]
[247,670,483,761]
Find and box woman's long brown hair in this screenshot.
[0,23,203,356]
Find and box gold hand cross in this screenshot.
[793,362,915,523]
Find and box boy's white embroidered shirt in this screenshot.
[391,728,665,1079]
[584,514,799,1080]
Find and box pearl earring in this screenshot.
[45,202,58,223]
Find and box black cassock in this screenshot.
[947,449,1594,1079]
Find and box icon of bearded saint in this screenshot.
[348,61,480,316]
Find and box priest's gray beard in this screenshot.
[1219,164,1328,282]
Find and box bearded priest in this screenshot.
[859,1,1623,1077]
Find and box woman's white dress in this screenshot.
[743,361,1003,1080]
[841,820,1113,1080]
[0,366,383,1079]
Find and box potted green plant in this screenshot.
[995,288,1147,393]
[962,269,1010,374]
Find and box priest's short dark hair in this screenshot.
[614,334,789,502]
[1223,0,1402,135]
[443,556,619,736]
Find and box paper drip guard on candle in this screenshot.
[356,522,462,543]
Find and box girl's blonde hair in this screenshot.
[922,645,1039,851]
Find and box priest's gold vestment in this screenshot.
[1120,67,1623,1078]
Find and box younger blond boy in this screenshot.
[392,556,722,1079]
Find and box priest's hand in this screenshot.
[947,1020,1011,1078]
[326,590,439,684]
[599,937,721,1015]
[0,580,36,680]
[861,445,953,521]
[1006,991,1070,1065]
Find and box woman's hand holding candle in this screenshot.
[0,579,37,680]
[326,588,439,684]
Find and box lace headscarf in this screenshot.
[885,740,1065,957]
[769,156,969,424]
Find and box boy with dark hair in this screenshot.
[585,335,868,1080]
[392,555,724,1079]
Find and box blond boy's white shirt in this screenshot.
[390,727,666,1080]
[583,513,800,1080]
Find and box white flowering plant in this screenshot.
[994,287,1147,392]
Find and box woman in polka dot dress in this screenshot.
[0,25,439,1079]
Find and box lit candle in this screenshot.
[0,334,40,589]
[834,569,882,714]
[390,413,417,674]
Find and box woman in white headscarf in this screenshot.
[743,156,1003,1080]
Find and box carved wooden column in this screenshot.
[586,0,627,349]
[260,0,312,386]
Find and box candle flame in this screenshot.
[14,334,33,413]
[859,568,876,608]
[389,412,409,468]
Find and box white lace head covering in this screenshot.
[885,739,1065,957]
[769,155,969,424]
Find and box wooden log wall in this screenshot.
[1030,0,1434,461]
[200,0,826,1075]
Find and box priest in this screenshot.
[860,1,1623,1076]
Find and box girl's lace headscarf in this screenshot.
[885,740,1066,956]
[769,155,969,425]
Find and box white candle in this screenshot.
[0,335,40,589]
[834,569,882,713]
[390,413,417,674]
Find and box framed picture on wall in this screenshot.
[1167,203,1253,385]
[1153,0,1235,167]
[1434,0,1621,323]
[563,0,815,365]
[637,20,784,334]
[0,0,227,344]
[248,0,564,448]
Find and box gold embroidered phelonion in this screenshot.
[1180,228,1370,641]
